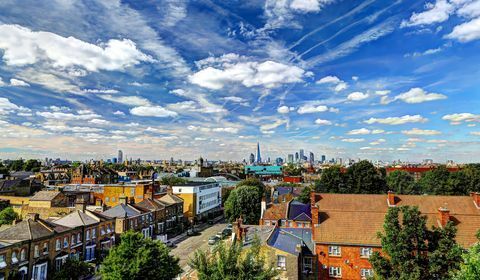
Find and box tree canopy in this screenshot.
[99,231,181,280]
[370,206,462,280]
[224,185,262,224]
[386,170,418,194]
[190,238,277,280]
[52,258,91,280]
[160,176,187,186]
[452,236,480,280]
[0,207,18,226]
[237,177,266,197]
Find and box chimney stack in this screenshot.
[26,213,39,221]
[310,192,319,236]
[260,196,267,219]
[387,191,396,207]
[470,192,480,209]
[438,206,450,227]
[119,195,127,205]
[75,198,86,212]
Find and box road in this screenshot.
[171,222,227,278]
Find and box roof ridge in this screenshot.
[77,210,86,225]
[27,219,33,240]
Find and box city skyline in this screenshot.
[1,1,480,162]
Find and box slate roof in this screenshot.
[102,203,142,218]
[158,193,183,205]
[30,190,62,201]
[0,179,22,191]
[288,200,311,221]
[262,202,288,220]
[312,193,480,248]
[267,228,314,256]
[52,210,99,227]
[276,187,293,196]
[0,219,54,242]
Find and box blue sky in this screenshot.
[0,0,480,162]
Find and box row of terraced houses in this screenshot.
[259,191,480,280]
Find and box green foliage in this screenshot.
[418,166,472,195]
[52,258,91,280]
[296,186,312,204]
[386,170,418,194]
[283,163,304,176]
[160,176,187,186]
[0,163,8,177]
[190,238,277,280]
[314,166,345,193]
[0,207,18,226]
[23,159,41,172]
[452,243,480,280]
[8,159,24,172]
[370,206,462,280]
[346,160,387,194]
[462,164,480,192]
[99,231,181,280]
[237,177,266,197]
[225,185,262,224]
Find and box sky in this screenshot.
[0,0,480,163]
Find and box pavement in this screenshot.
[171,220,228,279]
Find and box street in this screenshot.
[171,222,227,278]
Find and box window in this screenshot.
[111,197,116,202]
[86,229,90,241]
[107,224,111,233]
[302,257,312,274]
[92,228,97,238]
[55,239,61,251]
[71,235,76,245]
[328,246,341,256]
[276,255,286,269]
[32,262,48,280]
[20,249,26,261]
[360,247,373,258]
[265,221,270,226]
[63,237,68,248]
[329,266,342,278]
[85,245,96,261]
[105,197,109,202]
[55,256,67,271]
[281,220,286,227]
[42,242,48,255]
[288,221,293,227]
[0,255,6,269]
[361,268,374,278]
[34,245,39,258]
[130,188,135,196]
[101,226,105,235]
[11,251,18,264]
[77,233,81,243]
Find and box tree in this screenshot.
[8,159,24,172]
[314,166,345,193]
[190,238,277,280]
[52,258,91,280]
[0,163,9,177]
[225,186,262,224]
[452,233,480,280]
[296,186,312,204]
[160,176,187,186]
[283,163,303,176]
[386,170,418,194]
[346,160,387,194]
[237,177,266,197]
[446,171,469,195]
[23,159,41,172]
[370,206,462,280]
[418,166,450,195]
[0,207,18,226]
[99,231,181,280]
[462,164,480,193]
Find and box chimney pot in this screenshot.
[471,192,480,208]
[438,206,450,227]
[119,195,127,205]
[387,191,395,207]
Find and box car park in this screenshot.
[208,235,220,245]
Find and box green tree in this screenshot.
[0,163,9,177]
[446,171,469,195]
[296,186,312,204]
[190,238,277,280]
[52,258,91,280]
[418,166,450,195]
[23,159,41,172]
[0,207,19,226]
[452,237,480,279]
[225,186,262,224]
[99,231,181,280]
[160,176,187,186]
[462,164,480,192]
[314,166,345,193]
[283,163,303,176]
[8,159,24,172]
[346,160,387,194]
[370,206,462,280]
[386,170,418,194]
[237,177,266,197]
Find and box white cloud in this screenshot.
[445,17,480,42]
[222,96,249,106]
[297,103,329,114]
[9,78,29,87]
[347,128,371,135]
[342,138,365,142]
[83,88,119,94]
[113,111,125,116]
[169,89,226,115]
[316,75,341,84]
[36,111,100,120]
[375,90,390,95]
[470,131,480,136]
[277,106,292,114]
[400,0,455,27]
[352,76,359,81]
[290,0,333,13]
[212,127,240,134]
[314,119,332,125]
[89,119,110,125]
[260,119,287,132]
[394,87,447,103]
[442,113,480,124]
[129,106,178,118]
[364,115,428,125]
[402,128,442,135]
[334,82,348,92]
[0,24,154,71]
[98,95,151,106]
[0,77,5,87]
[347,91,369,101]
[0,97,20,114]
[189,59,306,89]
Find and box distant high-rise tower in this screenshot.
[256,142,262,163]
[309,152,315,164]
[300,149,305,162]
[295,152,299,162]
[288,154,294,163]
[118,150,123,164]
[321,155,326,163]
[249,153,255,164]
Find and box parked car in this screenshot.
[208,235,220,245]
[215,231,223,239]
[208,220,215,225]
[221,228,232,238]
[226,223,233,230]
[187,228,196,236]
[163,240,175,248]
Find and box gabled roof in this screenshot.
[288,200,311,221]
[52,210,99,227]
[262,202,288,220]
[158,193,183,205]
[267,228,314,256]
[134,198,166,211]
[30,190,62,201]
[0,218,54,242]
[102,203,142,218]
